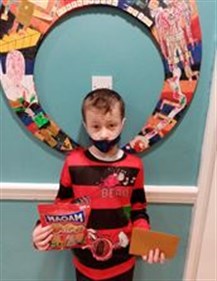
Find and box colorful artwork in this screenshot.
[0,0,202,154]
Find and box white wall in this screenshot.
[184,54,217,281]
[196,153,216,280]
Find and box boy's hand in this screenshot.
[32,224,53,251]
[142,248,165,264]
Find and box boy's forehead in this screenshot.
[85,102,121,113]
[85,105,122,120]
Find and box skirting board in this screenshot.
[0,183,198,204]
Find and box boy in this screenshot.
[32,88,165,281]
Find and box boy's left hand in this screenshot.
[142,248,165,264]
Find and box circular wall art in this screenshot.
[0,0,202,154]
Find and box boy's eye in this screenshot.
[109,123,117,129]
[92,125,100,130]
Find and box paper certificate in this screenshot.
[129,228,180,259]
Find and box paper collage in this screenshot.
[0,0,202,154]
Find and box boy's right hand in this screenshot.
[32,224,53,251]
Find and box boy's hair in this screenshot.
[82,88,125,121]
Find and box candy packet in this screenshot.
[38,203,91,250]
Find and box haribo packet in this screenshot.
[38,203,91,250]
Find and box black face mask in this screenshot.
[89,135,121,153]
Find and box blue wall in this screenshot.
[1,3,216,185]
[0,1,216,281]
[1,201,192,281]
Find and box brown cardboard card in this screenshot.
[129,228,180,259]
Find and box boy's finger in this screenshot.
[37,243,50,251]
[38,226,53,237]
[160,252,166,264]
[147,249,154,264]
[37,234,53,249]
[40,225,53,233]
[35,228,53,242]
[34,224,52,237]
[153,248,160,263]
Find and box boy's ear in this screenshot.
[82,121,87,129]
[122,117,126,128]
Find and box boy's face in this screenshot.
[84,102,125,141]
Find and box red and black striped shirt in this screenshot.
[56,147,150,280]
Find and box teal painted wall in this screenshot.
[0,1,216,281]
[1,3,216,185]
[1,201,192,281]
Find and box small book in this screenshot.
[129,228,180,259]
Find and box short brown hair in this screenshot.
[82,88,125,121]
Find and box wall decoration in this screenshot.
[0,0,202,154]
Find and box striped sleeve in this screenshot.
[130,160,150,229]
[55,158,74,203]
